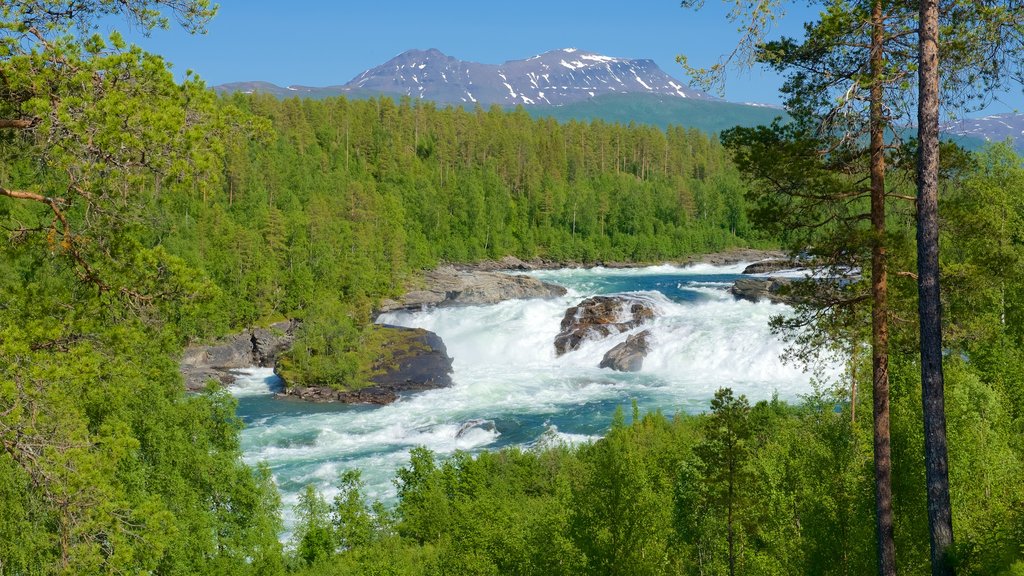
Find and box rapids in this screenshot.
[228,263,839,532]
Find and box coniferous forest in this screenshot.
[2,2,1024,575]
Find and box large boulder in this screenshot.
[729,277,794,304]
[276,325,453,405]
[599,330,652,372]
[377,266,566,314]
[554,295,656,356]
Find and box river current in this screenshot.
[228,263,835,531]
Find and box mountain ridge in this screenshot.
[215,47,712,107]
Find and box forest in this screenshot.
[1,1,1023,575]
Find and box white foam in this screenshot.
[228,368,282,396]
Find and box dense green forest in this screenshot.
[158,93,756,386]
[2,1,1024,574]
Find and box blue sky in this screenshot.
[119,0,1023,116]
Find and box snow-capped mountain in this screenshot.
[216,48,710,106]
[343,48,709,106]
[942,113,1024,147]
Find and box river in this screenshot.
[227,262,835,531]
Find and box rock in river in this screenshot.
[729,277,794,304]
[554,295,656,355]
[276,325,453,405]
[741,259,800,275]
[599,330,652,372]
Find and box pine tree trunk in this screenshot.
[870,1,897,573]
[917,0,955,572]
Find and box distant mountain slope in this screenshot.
[213,81,393,101]
[942,113,1024,151]
[529,92,787,135]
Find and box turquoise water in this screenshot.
[230,262,834,532]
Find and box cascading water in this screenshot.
[228,263,839,533]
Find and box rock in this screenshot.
[250,320,297,366]
[729,277,794,304]
[180,320,298,391]
[377,266,567,313]
[276,325,453,405]
[599,330,651,372]
[742,259,800,275]
[554,295,656,355]
[456,418,497,438]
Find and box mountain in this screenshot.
[941,113,1024,151]
[343,47,709,106]
[215,47,709,106]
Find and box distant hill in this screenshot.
[213,81,394,101]
[527,92,786,135]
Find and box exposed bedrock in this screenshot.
[180,320,297,391]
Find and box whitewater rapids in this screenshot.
[227,263,840,532]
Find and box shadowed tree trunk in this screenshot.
[916,0,955,573]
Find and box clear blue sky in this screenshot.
[119,0,1023,116]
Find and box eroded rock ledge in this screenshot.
[180,320,297,391]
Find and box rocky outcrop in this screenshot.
[277,325,453,405]
[599,330,652,372]
[377,266,567,313]
[554,296,656,355]
[181,320,297,390]
[729,277,795,304]
[742,259,800,275]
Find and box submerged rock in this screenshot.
[599,330,652,372]
[377,265,566,314]
[456,418,497,438]
[180,320,297,391]
[276,325,453,405]
[554,295,656,356]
